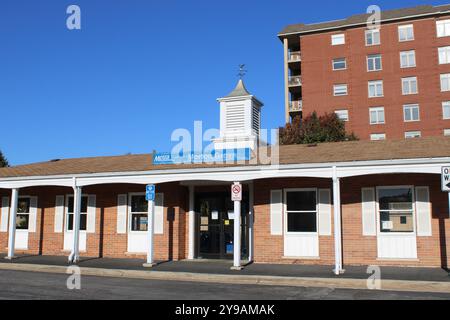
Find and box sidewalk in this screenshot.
[0,254,449,293]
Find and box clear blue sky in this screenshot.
[1,0,448,165]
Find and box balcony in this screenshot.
[289,100,303,113]
[288,51,301,63]
[288,75,302,87]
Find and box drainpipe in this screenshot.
[332,166,343,275]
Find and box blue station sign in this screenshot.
[152,148,251,165]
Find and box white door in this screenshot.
[63,195,88,252]
[376,187,417,259]
[14,196,37,250]
[284,189,319,258]
[127,193,148,253]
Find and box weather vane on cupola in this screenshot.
[238,64,247,79]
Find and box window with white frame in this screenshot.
[334,110,349,121]
[130,194,148,232]
[333,84,348,96]
[439,46,450,64]
[16,197,30,230]
[400,50,416,68]
[378,187,414,233]
[398,24,414,42]
[403,104,420,122]
[441,73,450,92]
[443,101,450,120]
[368,80,383,98]
[331,34,345,45]
[444,129,450,136]
[371,133,386,141]
[286,190,317,233]
[332,58,347,70]
[437,19,450,37]
[367,54,382,71]
[369,107,385,125]
[67,195,88,231]
[405,131,421,139]
[365,29,380,46]
[402,77,418,95]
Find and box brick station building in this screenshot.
[0,79,449,274]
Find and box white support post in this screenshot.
[232,182,242,270]
[69,186,82,264]
[332,166,343,275]
[188,185,195,260]
[6,188,19,260]
[144,198,156,267]
[248,182,254,262]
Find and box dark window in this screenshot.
[17,198,30,214]
[67,213,87,231]
[16,214,29,230]
[131,195,147,213]
[68,196,88,213]
[286,191,316,211]
[288,212,317,232]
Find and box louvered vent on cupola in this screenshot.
[214,79,264,151]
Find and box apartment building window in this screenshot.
[365,29,380,46]
[439,46,450,64]
[371,133,386,141]
[332,58,347,70]
[16,197,31,230]
[437,19,450,37]
[333,84,348,96]
[67,195,88,231]
[443,101,450,120]
[402,77,418,95]
[441,74,450,92]
[400,51,416,68]
[367,54,382,71]
[331,34,345,46]
[368,80,383,98]
[444,129,450,136]
[334,110,349,121]
[405,131,421,139]
[398,24,414,42]
[403,104,420,122]
[369,107,385,125]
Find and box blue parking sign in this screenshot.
[146,184,155,201]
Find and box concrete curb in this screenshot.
[0,263,449,294]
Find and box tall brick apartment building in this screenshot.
[0,6,449,275]
[279,4,450,141]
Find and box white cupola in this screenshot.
[213,79,264,151]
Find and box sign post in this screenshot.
[144,184,156,267]
[231,182,243,270]
[442,167,450,221]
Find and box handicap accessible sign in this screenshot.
[152,148,251,165]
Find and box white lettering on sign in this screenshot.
[231,183,242,202]
[442,167,450,192]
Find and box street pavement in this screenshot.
[0,270,449,300]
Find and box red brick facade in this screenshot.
[299,16,450,140]
[1,174,448,268]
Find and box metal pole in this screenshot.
[188,185,195,260]
[144,199,156,267]
[69,186,82,264]
[333,167,343,275]
[232,197,242,270]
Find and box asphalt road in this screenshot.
[0,270,449,300]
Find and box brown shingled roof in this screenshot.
[279,4,450,37]
[1,137,450,178]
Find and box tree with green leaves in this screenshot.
[279,112,358,146]
[0,150,9,167]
